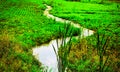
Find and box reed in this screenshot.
[96,30,112,72]
[52,23,81,72]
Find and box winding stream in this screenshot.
[32,4,94,72]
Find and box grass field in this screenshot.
[0,0,80,71]
[48,0,120,71]
[51,1,120,31]
[0,0,120,71]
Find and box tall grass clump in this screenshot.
[96,28,120,72]
[86,27,120,72]
[52,23,81,72]
[53,24,120,72]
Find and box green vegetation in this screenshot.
[58,29,120,71]
[47,0,120,72]
[0,0,80,71]
[50,0,120,30]
[0,0,120,72]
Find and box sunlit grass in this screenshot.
[0,0,120,71]
[51,1,120,30]
[47,0,120,72]
[0,0,81,71]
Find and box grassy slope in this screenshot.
[51,1,120,31]
[51,0,120,58]
[0,0,80,71]
[49,0,120,71]
[0,0,119,71]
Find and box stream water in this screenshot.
[32,4,94,72]
[33,37,71,72]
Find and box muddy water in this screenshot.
[32,4,94,72]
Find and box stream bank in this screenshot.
[32,4,94,72]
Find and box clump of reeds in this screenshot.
[52,23,81,72]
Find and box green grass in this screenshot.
[0,0,80,46]
[47,0,120,71]
[0,0,120,71]
[58,33,120,71]
[50,1,120,30]
[0,0,80,71]
[50,0,120,52]
[0,1,45,71]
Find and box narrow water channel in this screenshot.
[33,37,71,72]
[32,4,94,72]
